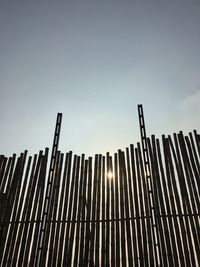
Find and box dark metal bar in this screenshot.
[7,212,200,224]
[138,104,161,266]
[138,141,155,266]
[38,113,62,267]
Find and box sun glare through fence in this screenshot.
[107,171,113,180]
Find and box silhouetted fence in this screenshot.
[0,106,199,266]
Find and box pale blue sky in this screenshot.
[0,0,200,157]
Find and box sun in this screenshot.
[107,171,113,179]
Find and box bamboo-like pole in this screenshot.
[186,134,200,193]
[30,148,49,266]
[138,141,156,266]
[121,151,133,266]
[165,136,186,266]
[2,152,28,267]
[8,156,32,266]
[0,156,7,191]
[105,152,110,266]
[67,155,80,265]
[126,146,138,265]
[62,154,77,265]
[110,155,115,267]
[130,145,143,266]
[57,152,72,266]
[114,153,120,267]
[118,150,126,266]
[156,137,178,266]
[101,156,106,266]
[83,157,92,266]
[79,159,88,266]
[51,152,65,266]
[73,154,85,266]
[149,136,172,267]
[95,155,102,267]
[89,155,98,266]
[162,136,181,266]
[136,145,149,266]
[169,134,196,266]
[15,154,38,267]
[173,133,197,266]
[177,133,200,262]
[24,153,46,265]
[48,152,63,267]
[0,156,19,261]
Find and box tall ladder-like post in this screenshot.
[137,104,161,266]
[37,113,62,266]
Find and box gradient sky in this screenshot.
[0,0,200,157]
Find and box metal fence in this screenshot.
[0,105,199,266]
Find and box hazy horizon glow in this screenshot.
[0,0,200,157]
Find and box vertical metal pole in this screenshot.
[137,104,161,266]
[37,113,62,266]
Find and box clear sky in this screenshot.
[0,0,200,157]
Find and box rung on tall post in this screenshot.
[138,104,161,266]
[37,113,62,266]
